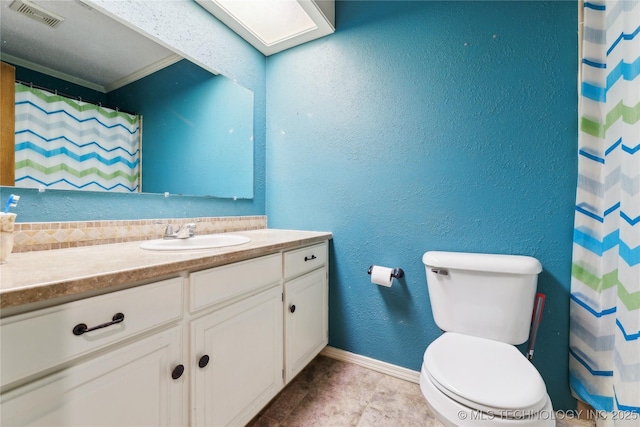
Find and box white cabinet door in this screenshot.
[284,267,328,383]
[191,285,283,427]
[1,326,184,427]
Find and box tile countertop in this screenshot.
[0,229,332,315]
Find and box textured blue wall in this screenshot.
[266,1,578,410]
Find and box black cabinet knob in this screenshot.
[198,355,210,368]
[289,304,296,313]
[171,364,184,380]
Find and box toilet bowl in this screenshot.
[420,333,553,426]
[420,251,553,426]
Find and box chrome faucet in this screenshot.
[177,223,197,239]
[164,223,197,239]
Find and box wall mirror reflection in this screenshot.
[0,0,254,199]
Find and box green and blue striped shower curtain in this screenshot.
[14,83,141,192]
[570,0,639,422]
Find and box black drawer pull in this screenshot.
[289,304,296,313]
[171,364,185,380]
[304,255,317,262]
[198,355,210,368]
[72,313,125,336]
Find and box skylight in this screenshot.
[214,0,317,46]
[196,0,335,56]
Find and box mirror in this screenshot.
[108,60,254,198]
[0,0,254,199]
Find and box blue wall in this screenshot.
[266,1,578,410]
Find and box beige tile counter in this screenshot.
[0,229,332,315]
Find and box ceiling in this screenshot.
[0,0,181,92]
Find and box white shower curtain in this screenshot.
[14,83,141,192]
[570,0,639,424]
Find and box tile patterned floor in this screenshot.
[249,355,442,427]
[248,355,596,427]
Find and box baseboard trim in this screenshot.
[320,346,421,384]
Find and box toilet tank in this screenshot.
[422,251,542,345]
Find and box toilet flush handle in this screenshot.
[431,268,448,276]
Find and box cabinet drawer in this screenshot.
[284,242,328,279]
[1,326,184,427]
[1,277,183,389]
[190,253,281,313]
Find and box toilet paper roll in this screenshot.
[371,265,394,287]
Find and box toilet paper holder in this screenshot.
[367,265,404,279]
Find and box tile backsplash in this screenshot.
[12,216,267,253]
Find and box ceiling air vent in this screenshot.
[9,0,65,28]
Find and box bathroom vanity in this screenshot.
[0,229,331,427]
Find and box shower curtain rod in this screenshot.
[15,80,138,116]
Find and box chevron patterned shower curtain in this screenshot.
[569,0,640,422]
[14,83,141,192]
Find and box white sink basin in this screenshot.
[140,234,251,251]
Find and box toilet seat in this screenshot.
[424,332,548,417]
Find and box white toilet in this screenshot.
[420,251,554,426]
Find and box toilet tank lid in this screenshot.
[422,251,542,274]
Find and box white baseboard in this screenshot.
[320,346,421,384]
